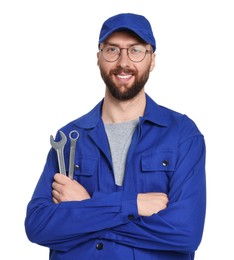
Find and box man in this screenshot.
[25,13,206,259]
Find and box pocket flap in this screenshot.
[74,157,97,176]
[141,151,176,172]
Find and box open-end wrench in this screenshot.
[50,130,67,175]
[68,130,79,179]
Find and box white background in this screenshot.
[1,0,233,259]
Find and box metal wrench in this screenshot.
[50,130,67,175]
[68,130,79,179]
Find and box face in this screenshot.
[97,31,155,101]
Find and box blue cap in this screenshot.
[99,13,156,52]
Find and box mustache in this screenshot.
[111,68,135,74]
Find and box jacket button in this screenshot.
[162,160,169,167]
[128,214,134,220]
[96,243,103,250]
[74,164,79,170]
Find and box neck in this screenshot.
[102,89,146,124]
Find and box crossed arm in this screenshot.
[52,173,168,217]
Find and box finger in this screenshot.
[54,173,69,185]
[52,181,62,192]
[52,197,59,204]
[152,192,168,199]
[52,189,60,202]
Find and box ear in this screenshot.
[97,52,100,66]
[150,53,156,72]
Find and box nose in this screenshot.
[116,48,131,67]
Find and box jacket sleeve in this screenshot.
[101,134,206,253]
[24,149,139,252]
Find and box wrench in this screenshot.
[68,130,79,179]
[50,130,67,175]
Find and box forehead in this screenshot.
[102,30,147,46]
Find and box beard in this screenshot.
[99,66,150,101]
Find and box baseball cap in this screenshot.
[98,13,156,52]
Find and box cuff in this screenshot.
[121,192,138,222]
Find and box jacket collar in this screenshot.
[73,93,169,129]
[142,94,168,127]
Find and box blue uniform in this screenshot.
[25,94,206,259]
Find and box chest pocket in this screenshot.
[141,150,177,192]
[74,157,98,194]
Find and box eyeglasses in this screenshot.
[99,45,153,63]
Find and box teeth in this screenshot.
[117,75,131,79]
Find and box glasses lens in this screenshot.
[128,45,146,62]
[102,46,119,62]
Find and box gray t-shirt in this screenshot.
[104,119,139,186]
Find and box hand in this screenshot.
[52,173,91,204]
[137,192,168,216]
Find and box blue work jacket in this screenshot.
[25,94,206,260]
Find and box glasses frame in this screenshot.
[99,45,153,63]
